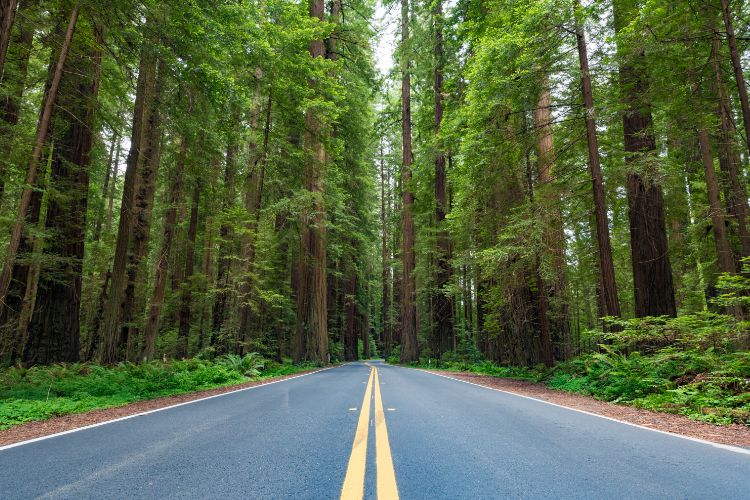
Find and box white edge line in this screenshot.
[409,367,750,457]
[0,365,339,452]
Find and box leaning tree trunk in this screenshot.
[399,0,418,363]
[0,4,79,313]
[574,3,621,320]
[612,0,676,318]
[23,21,103,365]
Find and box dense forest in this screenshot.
[1,0,750,371]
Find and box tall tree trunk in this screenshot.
[533,78,570,358]
[525,137,553,367]
[0,4,80,312]
[698,128,736,275]
[120,65,163,361]
[141,136,187,361]
[720,0,750,160]
[106,137,121,233]
[295,0,329,364]
[23,21,102,365]
[612,0,676,317]
[380,139,391,356]
[98,44,160,364]
[0,0,32,203]
[362,283,370,358]
[93,133,117,241]
[399,0,418,363]
[343,266,357,361]
[711,31,750,259]
[238,91,271,350]
[0,0,17,78]
[176,183,200,359]
[211,137,238,341]
[575,5,621,319]
[431,0,453,358]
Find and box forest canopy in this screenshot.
[0,0,749,379]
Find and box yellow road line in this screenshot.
[373,368,399,500]
[341,367,374,500]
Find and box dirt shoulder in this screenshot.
[427,370,750,448]
[0,367,327,447]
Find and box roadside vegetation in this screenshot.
[0,355,317,430]
[398,313,750,426]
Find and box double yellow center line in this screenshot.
[340,366,399,500]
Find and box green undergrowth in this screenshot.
[402,314,750,426]
[0,354,318,430]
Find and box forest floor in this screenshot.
[425,369,750,447]
[0,364,328,446]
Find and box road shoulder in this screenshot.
[0,367,330,448]
[423,370,750,448]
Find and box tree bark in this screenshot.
[176,183,200,359]
[141,136,187,361]
[533,78,571,358]
[0,0,17,78]
[343,266,357,361]
[211,137,238,340]
[431,0,453,358]
[698,128,736,274]
[93,133,117,241]
[575,5,621,320]
[399,0,418,363]
[23,21,102,364]
[106,137,121,233]
[612,0,676,317]
[98,43,160,364]
[711,31,750,259]
[720,0,750,160]
[238,91,271,351]
[295,0,329,364]
[380,139,391,356]
[0,4,79,312]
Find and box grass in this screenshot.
[0,354,319,430]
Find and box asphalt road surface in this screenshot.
[1,361,748,499]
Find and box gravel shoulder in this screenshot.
[427,370,750,448]
[0,368,326,447]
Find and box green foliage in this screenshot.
[401,314,750,425]
[0,355,313,430]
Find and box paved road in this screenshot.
[1,361,748,499]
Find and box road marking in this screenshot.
[373,368,400,499]
[386,408,396,412]
[415,368,750,457]
[341,367,374,499]
[0,365,339,452]
[349,408,358,411]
